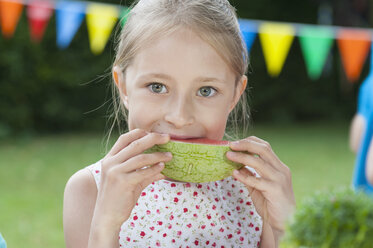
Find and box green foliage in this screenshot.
[286,188,373,248]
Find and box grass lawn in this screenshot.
[0,121,356,247]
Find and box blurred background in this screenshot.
[0,0,371,247]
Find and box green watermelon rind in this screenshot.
[145,140,244,183]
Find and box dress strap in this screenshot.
[86,160,102,190]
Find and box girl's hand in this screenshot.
[226,136,296,237]
[92,129,172,231]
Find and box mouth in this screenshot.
[167,134,201,140]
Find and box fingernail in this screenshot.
[226,151,235,157]
[165,152,172,157]
[233,170,240,176]
[161,133,169,137]
[231,141,239,146]
[158,162,165,168]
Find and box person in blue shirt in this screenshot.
[350,72,373,193]
[0,233,7,248]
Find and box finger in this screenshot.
[233,169,271,193]
[129,162,166,187]
[229,138,280,169]
[113,132,170,164]
[226,151,277,180]
[108,129,147,156]
[116,152,172,173]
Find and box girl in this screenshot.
[63,0,295,247]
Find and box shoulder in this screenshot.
[63,166,98,247]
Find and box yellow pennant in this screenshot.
[86,4,119,55]
[259,23,295,77]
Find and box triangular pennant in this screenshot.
[238,19,257,53]
[259,23,295,77]
[86,3,119,55]
[299,27,334,80]
[27,0,53,43]
[120,7,130,28]
[0,0,24,38]
[337,29,371,82]
[56,1,86,49]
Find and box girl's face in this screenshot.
[114,28,246,140]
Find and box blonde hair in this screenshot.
[108,0,250,143]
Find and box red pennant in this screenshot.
[0,0,24,38]
[337,29,371,82]
[27,0,53,42]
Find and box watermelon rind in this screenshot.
[145,140,244,183]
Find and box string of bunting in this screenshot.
[1,0,373,82]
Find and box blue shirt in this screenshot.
[352,74,373,193]
[0,233,6,248]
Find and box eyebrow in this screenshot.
[136,73,225,84]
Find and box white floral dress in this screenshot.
[87,161,262,247]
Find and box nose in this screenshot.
[164,95,194,128]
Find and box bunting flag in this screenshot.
[259,23,295,77]
[0,0,24,38]
[56,1,86,49]
[86,3,119,55]
[27,0,53,42]
[337,29,371,82]
[238,19,257,53]
[299,27,334,80]
[120,7,130,28]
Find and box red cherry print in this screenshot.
[140,231,146,237]
[215,182,218,187]
[221,215,226,220]
[141,192,146,196]
[194,240,199,245]
[223,196,226,200]
[126,237,130,242]
[154,194,158,199]
[196,205,200,209]
[240,236,244,242]
[156,241,161,247]
[206,241,210,245]
[219,227,224,232]
[214,198,219,202]
[163,233,167,237]
[133,216,138,220]
[238,222,242,227]
[95,170,99,174]
[171,183,176,187]
[207,214,211,219]
[227,234,233,239]
[212,242,217,247]
[207,186,210,190]
[151,188,155,192]
[146,210,151,215]
[187,223,192,228]
[239,189,243,193]
[170,215,174,220]
[157,221,163,225]
[246,201,252,206]
[172,239,176,243]
[177,231,182,236]
[211,223,215,227]
[255,227,260,231]
[168,224,172,229]
[231,184,235,188]
[237,229,241,235]
[193,213,198,218]
[183,208,188,213]
[257,241,260,247]
[130,222,135,227]
[177,191,182,195]
[239,199,244,204]
[201,225,206,229]
[250,211,254,215]
[156,209,160,214]
[193,191,198,197]
[197,184,202,189]
[227,211,231,216]
[236,206,241,211]
[185,183,191,187]
[150,226,155,231]
[136,203,138,206]
[174,197,179,203]
[227,192,232,197]
[212,205,216,210]
[249,223,254,228]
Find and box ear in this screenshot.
[113,65,129,109]
[230,75,247,111]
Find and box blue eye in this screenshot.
[198,86,217,97]
[148,83,167,94]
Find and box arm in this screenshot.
[349,114,366,153]
[260,221,279,248]
[366,138,373,185]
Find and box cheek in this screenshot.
[127,100,159,130]
[200,107,231,139]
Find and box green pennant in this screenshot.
[120,7,131,28]
[299,27,334,80]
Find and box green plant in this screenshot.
[285,187,373,248]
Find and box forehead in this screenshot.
[127,28,235,83]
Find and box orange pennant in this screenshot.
[0,0,24,38]
[337,30,371,82]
